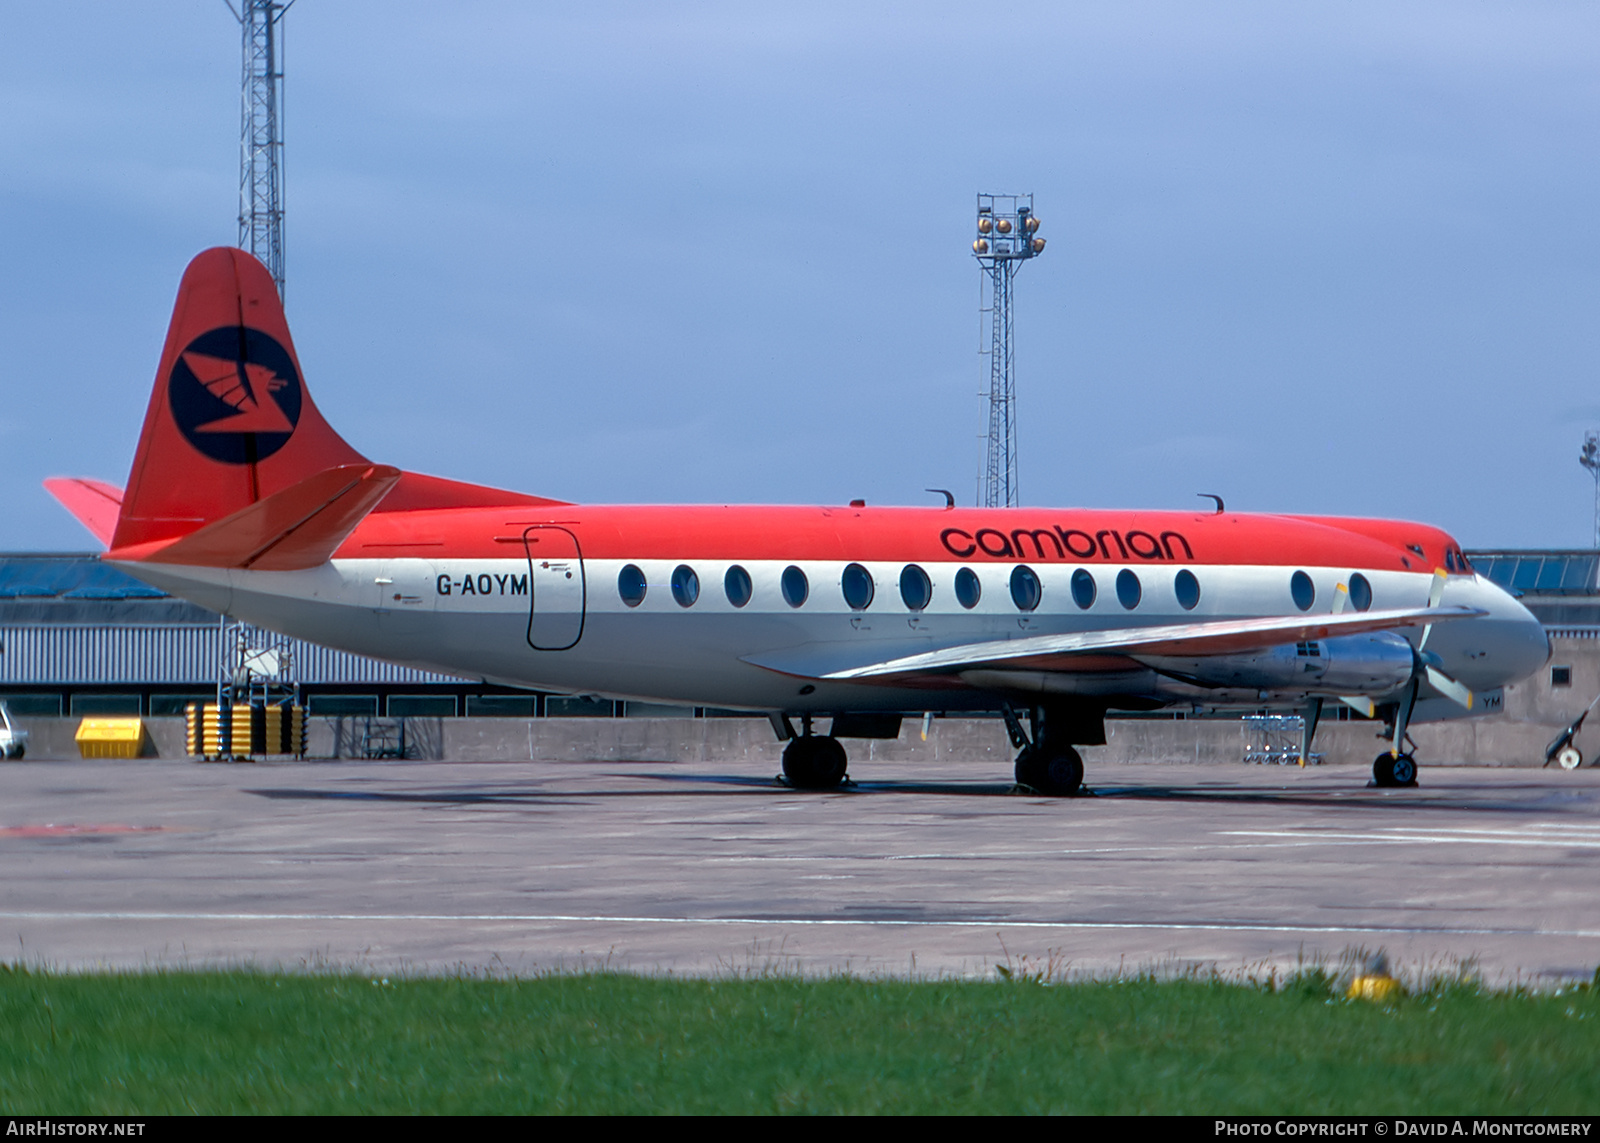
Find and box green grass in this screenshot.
[0,965,1597,1114]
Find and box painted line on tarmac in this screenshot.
[710,841,1366,862]
[0,911,1596,939]
[1222,829,1600,849]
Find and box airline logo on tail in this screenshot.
[168,327,303,464]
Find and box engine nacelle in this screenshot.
[1137,631,1415,696]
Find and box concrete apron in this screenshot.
[5,713,1586,768]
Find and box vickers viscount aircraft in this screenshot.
[47,248,1550,794]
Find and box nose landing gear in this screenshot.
[1372,751,1418,788]
[1372,680,1421,788]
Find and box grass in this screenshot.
[0,963,1597,1114]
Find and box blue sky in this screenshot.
[3,2,1598,549]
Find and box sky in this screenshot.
[2,2,1599,551]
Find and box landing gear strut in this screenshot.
[782,733,848,790]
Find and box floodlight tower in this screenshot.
[1581,430,1600,547]
[973,193,1045,508]
[230,0,292,299]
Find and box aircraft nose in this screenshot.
[1484,578,1551,680]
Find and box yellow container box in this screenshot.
[75,717,148,759]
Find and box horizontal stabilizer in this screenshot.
[43,478,125,547]
[128,463,400,571]
[795,605,1487,682]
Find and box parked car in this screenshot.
[0,702,28,760]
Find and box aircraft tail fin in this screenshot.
[130,462,401,571]
[43,478,124,548]
[112,248,369,553]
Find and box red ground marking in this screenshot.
[0,824,172,838]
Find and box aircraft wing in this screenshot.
[750,605,1486,682]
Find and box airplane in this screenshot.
[46,247,1551,795]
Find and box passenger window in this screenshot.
[1071,568,1096,610]
[1291,570,1315,612]
[899,564,932,611]
[1174,569,1200,611]
[1348,572,1372,612]
[1009,565,1041,612]
[1116,568,1141,610]
[617,564,647,608]
[781,565,809,608]
[954,567,981,609]
[842,563,875,610]
[724,565,753,608]
[670,564,699,608]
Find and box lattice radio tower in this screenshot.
[973,194,1045,507]
[229,0,292,299]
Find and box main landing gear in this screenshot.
[1015,743,1084,797]
[781,719,849,790]
[1005,703,1097,797]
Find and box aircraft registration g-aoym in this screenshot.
[47,249,1550,795]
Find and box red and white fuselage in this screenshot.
[119,502,1547,720]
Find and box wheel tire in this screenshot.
[9,744,20,760]
[782,735,847,790]
[1557,746,1583,771]
[1373,751,1418,788]
[1016,745,1083,796]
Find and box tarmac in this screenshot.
[0,754,1596,984]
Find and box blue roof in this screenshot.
[0,556,168,601]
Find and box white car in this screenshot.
[0,703,28,760]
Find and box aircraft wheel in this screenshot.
[1373,751,1418,788]
[782,735,847,790]
[1557,746,1583,771]
[1015,745,1084,796]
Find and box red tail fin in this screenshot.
[112,248,368,551]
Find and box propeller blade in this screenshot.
[1419,568,1449,651]
[1425,665,1474,710]
[1428,568,1447,608]
[1339,695,1376,718]
[1331,583,1349,616]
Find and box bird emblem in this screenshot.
[181,351,296,434]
